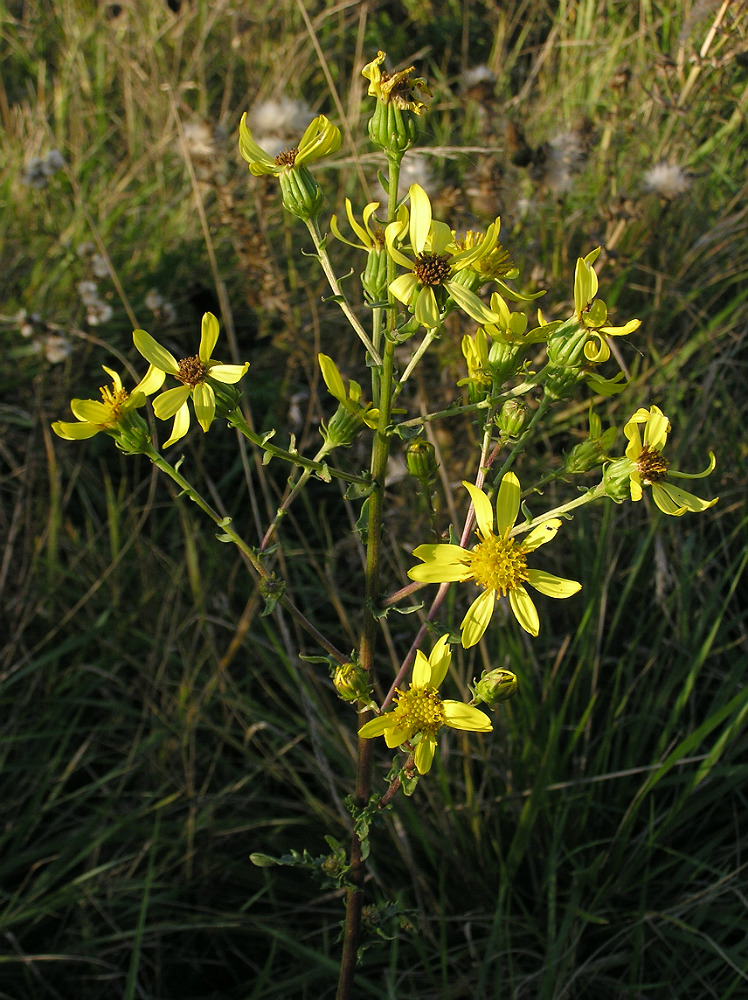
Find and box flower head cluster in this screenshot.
[607,405,718,515]
[385,184,501,328]
[133,312,249,448]
[358,635,491,774]
[409,475,581,646]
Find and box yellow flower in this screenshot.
[133,312,249,448]
[358,635,492,774]
[385,184,501,328]
[238,113,341,177]
[623,405,718,515]
[409,475,581,647]
[329,199,384,251]
[362,51,431,114]
[52,364,163,442]
[574,248,640,363]
[318,353,379,446]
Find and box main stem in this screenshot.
[336,152,401,1000]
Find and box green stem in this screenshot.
[145,445,348,664]
[336,152,402,1000]
[305,218,383,368]
[259,442,334,552]
[227,407,367,487]
[511,482,606,539]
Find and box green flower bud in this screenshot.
[470,669,518,708]
[279,165,323,221]
[406,438,438,486]
[601,456,635,503]
[546,322,589,368]
[368,100,420,157]
[333,662,371,703]
[361,247,389,302]
[563,426,617,474]
[496,399,528,438]
[543,366,583,402]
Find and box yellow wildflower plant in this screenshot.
[409,475,581,646]
[133,312,249,448]
[358,634,492,774]
[385,184,501,328]
[623,405,718,515]
[52,364,164,442]
[238,113,341,177]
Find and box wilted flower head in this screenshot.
[362,51,430,114]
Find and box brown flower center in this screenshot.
[275,147,298,168]
[176,355,208,387]
[637,444,670,483]
[414,252,452,287]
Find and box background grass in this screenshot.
[1,0,747,997]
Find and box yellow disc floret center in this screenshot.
[99,383,129,424]
[469,529,529,596]
[637,444,670,484]
[177,355,209,387]
[393,685,446,737]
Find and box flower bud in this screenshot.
[546,321,589,368]
[361,247,389,302]
[279,165,323,220]
[406,438,438,486]
[496,399,528,438]
[471,669,518,708]
[333,662,370,703]
[321,405,366,450]
[563,425,617,475]
[601,456,636,503]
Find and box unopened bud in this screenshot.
[601,456,635,503]
[279,165,323,220]
[361,247,389,302]
[333,662,370,703]
[471,668,518,708]
[546,322,589,368]
[496,399,528,438]
[406,438,438,486]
